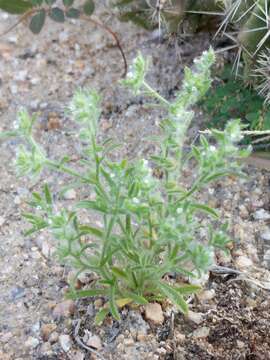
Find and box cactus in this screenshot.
[116,0,270,100]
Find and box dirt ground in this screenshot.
[0,3,270,360]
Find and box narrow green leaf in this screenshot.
[66,288,106,299]
[49,7,65,22]
[95,308,109,325]
[111,267,128,279]
[44,184,52,205]
[83,0,94,16]
[126,293,148,305]
[190,203,218,218]
[76,200,108,214]
[109,285,121,321]
[29,9,46,34]
[173,284,201,295]
[158,282,188,314]
[79,225,103,238]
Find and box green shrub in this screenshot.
[1,48,251,323]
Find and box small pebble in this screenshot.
[235,255,253,270]
[25,336,39,349]
[52,300,75,319]
[145,303,164,325]
[63,189,77,200]
[59,334,72,352]
[41,323,57,341]
[186,310,204,325]
[254,209,270,220]
[87,335,102,350]
[191,326,210,339]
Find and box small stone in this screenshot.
[1,332,12,342]
[41,323,57,341]
[52,300,75,319]
[175,332,185,342]
[0,216,5,227]
[191,326,210,338]
[63,189,76,200]
[48,331,59,344]
[94,298,103,310]
[39,342,52,356]
[236,340,245,349]
[236,255,253,270]
[123,338,134,347]
[59,334,72,352]
[41,241,52,258]
[239,205,249,219]
[186,311,204,325]
[254,209,270,221]
[71,350,85,360]
[197,289,215,303]
[261,231,270,243]
[25,336,39,349]
[145,303,164,325]
[14,195,21,205]
[137,333,147,342]
[87,335,102,350]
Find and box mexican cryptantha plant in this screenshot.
[1,48,250,323]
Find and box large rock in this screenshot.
[145,303,164,325]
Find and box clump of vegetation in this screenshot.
[1,49,251,324]
[201,64,270,149]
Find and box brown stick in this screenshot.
[80,14,127,78]
[0,9,34,38]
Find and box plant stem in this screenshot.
[142,81,170,107]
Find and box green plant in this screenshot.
[201,64,270,149]
[1,49,250,324]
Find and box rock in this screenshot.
[236,340,245,349]
[123,338,134,347]
[71,350,85,360]
[10,286,25,301]
[254,209,270,221]
[175,332,186,342]
[137,333,147,342]
[0,216,5,227]
[1,332,13,342]
[145,303,164,325]
[41,240,52,258]
[52,300,75,319]
[261,231,270,243]
[63,189,76,200]
[39,342,52,356]
[239,204,249,219]
[25,336,39,349]
[191,326,210,339]
[186,310,204,325]
[41,323,57,341]
[236,255,253,270]
[87,335,102,350]
[59,334,72,352]
[48,331,59,344]
[197,289,215,303]
[94,298,103,310]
